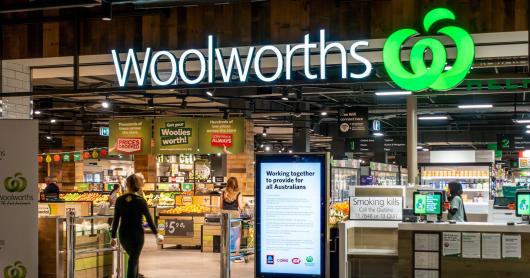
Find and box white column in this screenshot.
[407,95,418,185]
[1,61,32,119]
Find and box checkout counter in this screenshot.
[338,188,530,278]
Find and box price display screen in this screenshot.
[255,153,328,278]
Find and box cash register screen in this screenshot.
[413,191,443,216]
[516,191,530,216]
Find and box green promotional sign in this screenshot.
[383,8,474,92]
[109,119,152,155]
[198,118,245,154]
[154,118,198,154]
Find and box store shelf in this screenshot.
[423,176,489,180]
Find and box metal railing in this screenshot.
[65,211,123,278]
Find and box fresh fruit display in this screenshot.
[329,201,349,226]
[162,204,209,215]
[60,193,109,205]
[159,192,178,206]
[145,193,156,207]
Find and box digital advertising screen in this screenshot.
[414,192,442,215]
[516,191,530,216]
[255,153,328,278]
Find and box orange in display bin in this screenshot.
[508,203,516,210]
[443,202,450,211]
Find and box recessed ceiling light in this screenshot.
[320,111,328,116]
[34,110,41,115]
[375,91,412,96]
[514,119,530,124]
[458,104,493,109]
[525,130,530,134]
[50,119,56,123]
[418,116,448,120]
[101,100,110,108]
[265,146,271,151]
[281,91,289,101]
[206,90,213,97]
[373,132,384,137]
[46,136,52,140]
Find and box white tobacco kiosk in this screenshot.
[339,188,530,278]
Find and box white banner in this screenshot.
[349,196,403,220]
[0,120,38,278]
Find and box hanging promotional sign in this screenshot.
[111,8,472,93]
[154,118,198,154]
[255,153,328,278]
[109,119,152,155]
[0,120,38,278]
[198,118,245,154]
[338,107,368,138]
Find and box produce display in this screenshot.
[161,204,209,215]
[159,192,179,206]
[60,193,109,205]
[145,192,180,207]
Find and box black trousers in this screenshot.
[120,230,145,278]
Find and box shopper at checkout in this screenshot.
[221,177,245,263]
[111,174,163,278]
[447,181,467,222]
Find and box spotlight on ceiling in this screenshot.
[281,90,289,101]
[147,97,155,109]
[206,90,213,97]
[262,127,267,137]
[101,0,112,21]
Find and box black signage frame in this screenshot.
[255,153,329,278]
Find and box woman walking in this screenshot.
[221,177,245,263]
[111,174,163,278]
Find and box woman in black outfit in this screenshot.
[111,174,163,278]
[222,177,245,263]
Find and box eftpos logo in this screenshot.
[4,173,27,193]
[383,8,474,92]
[4,261,27,278]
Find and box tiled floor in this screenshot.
[140,236,254,277]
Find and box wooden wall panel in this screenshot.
[0,0,528,59]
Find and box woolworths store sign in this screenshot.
[112,8,474,92]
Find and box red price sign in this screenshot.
[211,133,233,147]
[116,138,142,153]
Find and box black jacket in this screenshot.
[111,193,157,238]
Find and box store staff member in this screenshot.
[111,174,163,278]
[43,176,60,200]
[448,181,467,222]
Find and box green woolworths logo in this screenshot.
[383,8,474,92]
[4,173,28,193]
[3,261,27,278]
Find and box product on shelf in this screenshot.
[161,204,209,215]
[159,192,179,206]
[59,193,108,205]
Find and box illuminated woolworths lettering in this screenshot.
[111,29,373,87]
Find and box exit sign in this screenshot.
[99,127,110,137]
